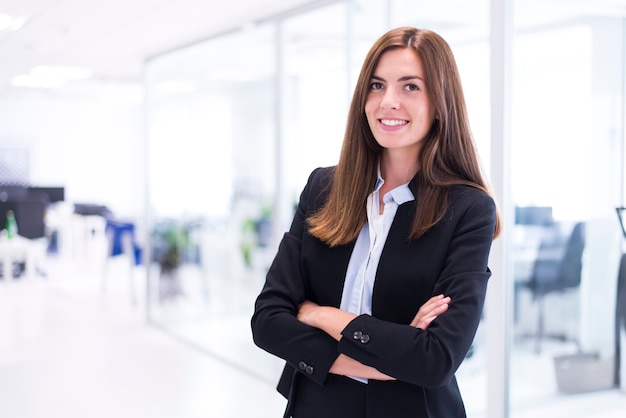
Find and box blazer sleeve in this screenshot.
[251,167,339,387]
[337,190,497,388]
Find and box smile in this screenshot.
[380,119,408,127]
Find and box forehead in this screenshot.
[374,48,424,77]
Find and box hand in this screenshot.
[409,294,450,329]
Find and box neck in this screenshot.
[379,152,419,189]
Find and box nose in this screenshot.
[380,89,399,109]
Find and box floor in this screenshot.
[0,257,286,418]
[0,254,625,418]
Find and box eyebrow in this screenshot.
[371,75,424,82]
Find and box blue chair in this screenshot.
[104,219,142,305]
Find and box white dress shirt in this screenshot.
[339,170,415,382]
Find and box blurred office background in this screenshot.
[1,0,626,417]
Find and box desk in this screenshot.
[45,204,108,262]
[0,235,46,281]
[514,246,538,282]
[513,246,538,323]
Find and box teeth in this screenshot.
[380,119,407,126]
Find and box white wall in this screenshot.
[0,83,145,221]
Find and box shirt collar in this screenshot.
[374,163,415,205]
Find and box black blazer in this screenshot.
[251,166,497,418]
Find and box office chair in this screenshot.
[615,208,626,387]
[524,221,586,353]
[615,253,626,387]
[103,219,142,306]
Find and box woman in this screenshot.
[251,26,502,418]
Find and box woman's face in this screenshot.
[364,48,436,158]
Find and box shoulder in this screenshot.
[305,166,335,197]
[299,166,336,211]
[447,184,497,226]
[307,166,335,188]
[448,184,494,206]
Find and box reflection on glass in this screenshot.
[281,2,348,205]
[145,23,283,381]
[510,4,624,416]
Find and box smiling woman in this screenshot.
[251,26,501,418]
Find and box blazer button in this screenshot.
[353,331,363,340]
[298,361,314,374]
[360,334,370,344]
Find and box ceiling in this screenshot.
[3,0,626,97]
[0,0,319,93]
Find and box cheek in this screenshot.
[427,102,437,122]
[417,105,436,129]
[364,103,378,125]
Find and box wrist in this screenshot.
[313,306,333,329]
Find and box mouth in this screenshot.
[379,119,409,127]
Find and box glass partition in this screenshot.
[510,3,625,416]
[279,1,349,230]
[145,23,282,381]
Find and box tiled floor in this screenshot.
[0,255,624,418]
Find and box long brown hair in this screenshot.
[308,27,502,246]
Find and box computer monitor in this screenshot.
[28,186,64,203]
[515,206,554,226]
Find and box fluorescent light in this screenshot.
[31,65,93,80]
[0,13,28,32]
[205,69,258,82]
[155,80,196,94]
[12,65,94,89]
[12,74,63,88]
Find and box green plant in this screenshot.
[152,221,190,273]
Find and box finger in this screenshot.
[410,300,450,328]
[422,295,449,311]
[429,295,450,306]
[423,309,446,327]
[421,298,450,317]
[423,294,445,308]
[409,296,451,327]
[416,315,437,330]
[418,305,449,328]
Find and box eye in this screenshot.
[369,81,384,91]
[405,83,420,92]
